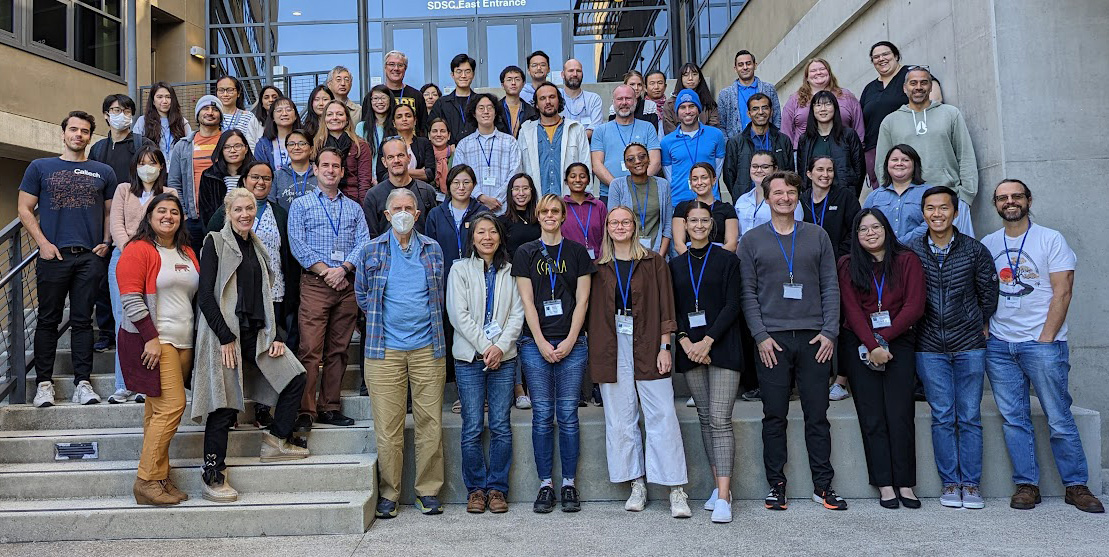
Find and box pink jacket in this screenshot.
[781,88,865,146]
[110,184,179,248]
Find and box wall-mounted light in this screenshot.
[190,46,206,59]
[292,10,302,16]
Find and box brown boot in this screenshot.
[467,489,486,513]
[133,478,179,506]
[1009,484,1041,510]
[487,489,508,513]
[160,478,189,502]
[1065,485,1105,513]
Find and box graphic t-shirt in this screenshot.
[191,132,220,198]
[19,158,116,249]
[511,238,596,339]
[154,245,200,349]
[981,223,1076,342]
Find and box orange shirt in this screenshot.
[191,132,220,208]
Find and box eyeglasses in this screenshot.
[216,87,237,95]
[107,107,133,116]
[813,100,835,108]
[331,76,352,83]
[857,224,884,234]
[223,143,247,151]
[624,153,649,163]
[994,193,1028,202]
[453,68,475,76]
[451,180,474,187]
[247,174,273,183]
[385,62,407,69]
[750,164,776,171]
[274,106,295,114]
[287,141,310,148]
[686,217,712,225]
[607,219,634,228]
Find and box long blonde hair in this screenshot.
[598,206,650,264]
[313,100,363,158]
[796,58,843,108]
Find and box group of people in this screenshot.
[16,40,1103,523]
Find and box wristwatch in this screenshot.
[660,342,671,351]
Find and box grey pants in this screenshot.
[686,365,741,477]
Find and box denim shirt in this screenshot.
[863,182,929,244]
[537,122,564,197]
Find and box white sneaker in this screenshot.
[515,395,532,409]
[108,388,135,404]
[685,396,695,407]
[670,487,692,518]
[33,381,55,408]
[625,480,647,511]
[829,383,850,401]
[704,488,719,511]
[71,381,101,405]
[711,498,733,523]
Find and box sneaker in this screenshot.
[533,485,557,513]
[293,413,313,433]
[1010,483,1041,510]
[375,497,398,519]
[560,485,581,512]
[107,388,137,404]
[467,489,486,513]
[685,396,695,407]
[515,395,532,409]
[260,432,310,461]
[625,480,647,512]
[134,393,146,403]
[704,487,719,511]
[71,381,101,405]
[591,385,603,407]
[961,485,985,509]
[669,488,692,518]
[711,498,732,523]
[201,470,238,503]
[254,404,273,429]
[33,381,55,408]
[1065,485,1105,513]
[487,489,509,513]
[415,495,444,515]
[764,482,788,510]
[828,383,850,401]
[939,483,962,508]
[813,488,848,510]
[93,337,115,352]
[451,400,462,414]
[740,388,761,402]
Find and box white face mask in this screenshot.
[109,112,132,131]
[136,164,160,183]
[390,210,415,235]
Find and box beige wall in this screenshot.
[702,0,818,93]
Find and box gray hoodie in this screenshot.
[874,101,978,206]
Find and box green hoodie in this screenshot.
[874,101,978,206]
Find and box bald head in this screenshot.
[612,84,636,119]
[562,59,584,90]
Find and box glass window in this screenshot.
[274,52,362,100]
[367,20,382,50]
[103,0,119,17]
[435,25,469,88]
[1,0,14,34]
[389,27,426,86]
[709,4,729,35]
[74,4,120,75]
[32,0,67,52]
[274,0,357,23]
[482,23,518,87]
[574,43,597,84]
[271,23,358,52]
[367,51,383,87]
[211,56,266,80]
[529,21,563,74]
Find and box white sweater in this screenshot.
[446,256,525,363]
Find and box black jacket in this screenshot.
[796,128,865,195]
[723,123,794,200]
[498,96,539,137]
[89,132,155,188]
[428,92,476,146]
[801,186,860,259]
[197,168,231,227]
[909,230,1000,353]
[361,178,441,238]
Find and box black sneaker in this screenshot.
[533,486,557,513]
[740,388,761,402]
[764,482,788,510]
[813,487,848,510]
[318,410,355,426]
[591,385,603,407]
[359,380,368,397]
[415,495,443,515]
[560,485,581,512]
[375,498,398,518]
[93,337,115,352]
[293,413,314,433]
[913,385,928,402]
[254,404,273,429]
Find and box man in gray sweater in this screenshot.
[738,170,845,511]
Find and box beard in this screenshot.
[566,76,582,89]
[999,204,1029,222]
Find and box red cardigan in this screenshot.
[837,250,926,351]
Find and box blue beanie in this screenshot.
[676,88,702,111]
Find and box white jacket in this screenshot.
[446,256,525,363]
[517,118,594,196]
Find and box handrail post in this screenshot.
[9,232,27,404]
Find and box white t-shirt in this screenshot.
[734,188,804,237]
[155,246,200,349]
[981,223,1076,342]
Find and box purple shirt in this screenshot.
[561,195,608,260]
[781,88,865,146]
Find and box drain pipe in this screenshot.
[126,0,138,102]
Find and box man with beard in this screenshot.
[981,180,1103,514]
[660,89,727,205]
[723,93,793,199]
[518,82,592,197]
[521,50,550,105]
[169,95,224,255]
[591,85,660,203]
[362,138,440,237]
[560,59,603,140]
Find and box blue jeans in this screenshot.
[107,247,125,391]
[456,357,516,494]
[985,338,1088,486]
[519,335,588,481]
[915,350,985,487]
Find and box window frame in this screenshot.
[0,0,125,82]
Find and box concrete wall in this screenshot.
[703,0,1109,467]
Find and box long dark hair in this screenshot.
[128,145,169,198]
[142,82,186,149]
[504,172,537,224]
[881,143,925,187]
[211,129,255,177]
[465,213,511,271]
[383,103,425,139]
[131,193,191,257]
[465,92,506,130]
[360,85,396,157]
[301,85,334,138]
[847,208,906,294]
[672,62,718,111]
[262,97,301,141]
[804,90,845,142]
[215,75,246,110]
[252,85,283,123]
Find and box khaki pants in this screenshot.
[137,345,192,481]
[366,346,445,501]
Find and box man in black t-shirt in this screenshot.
[383,50,428,131]
[19,111,117,408]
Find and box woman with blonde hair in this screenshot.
[314,99,373,203]
[588,205,690,518]
[782,58,865,145]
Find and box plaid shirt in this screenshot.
[452,130,522,215]
[928,234,953,267]
[355,231,446,360]
[287,189,370,269]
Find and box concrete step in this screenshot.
[0,454,375,500]
[0,489,374,542]
[46,343,365,375]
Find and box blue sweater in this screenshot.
[424,198,491,277]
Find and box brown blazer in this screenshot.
[587,250,676,383]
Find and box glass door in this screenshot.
[478,18,523,88]
[524,16,568,84]
[432,21,474,92]
[384,22,428,86]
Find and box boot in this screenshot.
[202,469,239,502]
[160,478,189,501]
[260,432,310,462]
[133,478,180,506]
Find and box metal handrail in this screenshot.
[0,215,48,405]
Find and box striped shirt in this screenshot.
[452,130,523,215]
[287,189,369,269]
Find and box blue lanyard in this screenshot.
[540,241,564,299]
[629,178,650,230]
[681,128,703,164]
[452,207,466,256]
[566,94,586,119]
[808,193,829,228]
[754,199,765,217]
[484,266,496,324]
[1003,223,1032,287]
[687,243,712,311]
[615,121,635,147]
[292,170,309,196]
[224,110,242,132]
[254,201,267,232]
[569,202,593,244]
[455,96,468,122]
[614,260,635,313]
[315,193,343,237]
[771,222,798,282]
[872,272,886,311]
[478,135,496,168]
[502,100,522,126]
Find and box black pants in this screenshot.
[841,330,917,488]
[738,313,759,392]
[756,329,834,490]
[34,250,105,384]
[94,252,113,342]
[185,218,205,262]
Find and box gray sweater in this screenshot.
[738,220,840,342]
